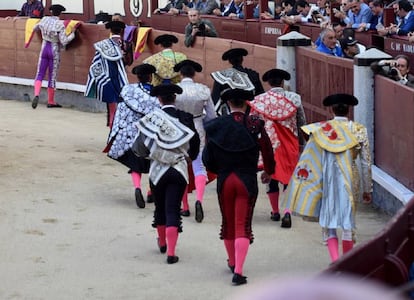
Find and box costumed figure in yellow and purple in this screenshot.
[31,4,76,109]
[284,93,372,262]
[248,69,306,228]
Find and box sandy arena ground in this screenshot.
[0,99,391,300]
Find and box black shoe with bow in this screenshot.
[232,273,247,285]
[281,212,292,228]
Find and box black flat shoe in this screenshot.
[281,212,292,228]
[180,209,190,217]
[47,103,62,108]
[157,238,166,253]
[195,200,204,223]
[146,194,154,203]
[232,273,247,285]
[270,212,280,221]
[135,188,145,208]
[32,96,39,109]
[167,255,179,264]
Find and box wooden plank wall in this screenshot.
[374,76,414,191]
[296,46,354,123]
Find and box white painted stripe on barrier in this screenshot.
[372,165,414,205]
[0,76,85,93]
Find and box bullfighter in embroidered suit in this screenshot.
[84,21,129,129]
[174,59,217,222]
[133,84,200,265]
[202,89,275,285]
[248,69,306,228]
[143,34,187,86]
[284,94,372,262]
[105,64,160,209]
[31,4,76,109]
[211,48,264,114]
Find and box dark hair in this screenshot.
[229,98,245,108]
[267,77,284,87]
[372,0,384,7]
[398,0,412,12]
[137,73,151,83]
[229,56,243,66]
[180,65,196,77]
[395,54,410,68]
[282,0,295,7]
[159,94,176,105]
[295,0,309,8]
[332,103,350,116]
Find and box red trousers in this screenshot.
[219,173,255,240]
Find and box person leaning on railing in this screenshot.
[370,55,414,88]
[377,0,414,36]
[153,0,189,15]
[184,8,218,47]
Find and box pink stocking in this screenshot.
[166,226,178,257]
[34,80,42,96]
[194,175,207,203]
[224,239,235,267]
[327,237,339,262]
[131,172,142,189]
[234,237,250,275]
[47,88,55,104]
[342,240,353,255]
[268,192,279,213]
[157,225,166,247]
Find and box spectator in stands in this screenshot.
[261,3,284,19]
[371,55,414,88]
[281,0,321,24]
[213,0,244,18]
[316,28,343,56]
[186,0,219,14]
[111,13,125,22]
[361,0,384,31]
[334,0,373,31]
[381,0,414,36]
[316,0,328,16]
[340,36,360,58]
[18,0,44,18]
[184,9,218,47]
[153,0,189,15]
[314,23,344,48]
[281,0,298,16]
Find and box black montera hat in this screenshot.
[49,4,66,14]
[150,84,183,97]
[323,94,359,106]
[221,88,254,103]
[222,48,248,61]
[105,21,126,30]
[262,69,291,82]
[154,34,179,46]
[173,59,203,73]
[132,64,156,76]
